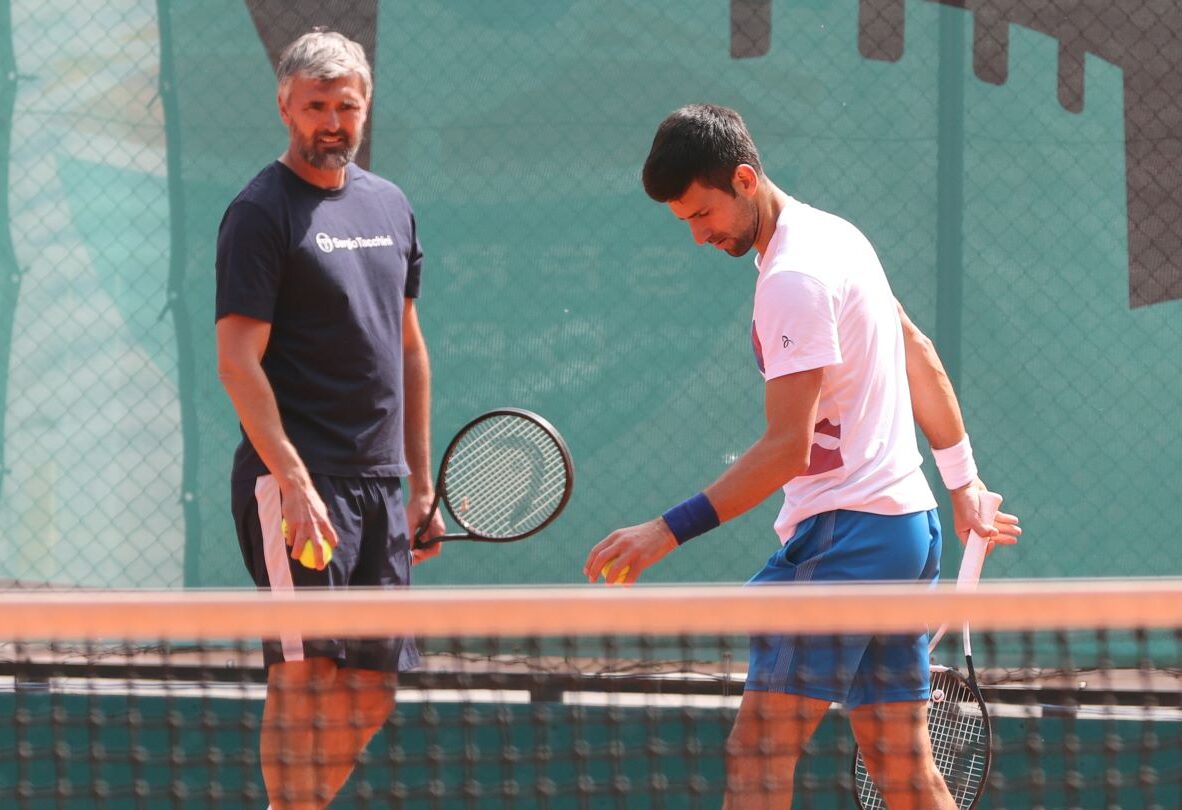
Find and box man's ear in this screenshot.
[733,164,759,197]
[276,88,291,127]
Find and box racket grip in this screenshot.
[957,491,1002,590]
[414,534,442,550]
[412,521,435,549]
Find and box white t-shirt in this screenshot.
[751,198,935,542]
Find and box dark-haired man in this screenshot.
[585,104,1020,809]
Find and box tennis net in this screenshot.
[1,581,1180,808]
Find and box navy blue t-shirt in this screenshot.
[215,161,422,480]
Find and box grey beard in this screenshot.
[301,142,358,170]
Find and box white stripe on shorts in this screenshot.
[254,475,305,662]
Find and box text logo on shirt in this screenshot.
[315,232,395,254]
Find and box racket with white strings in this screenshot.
[852,492,1002,810]
[413,408,574,548]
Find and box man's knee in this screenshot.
[850,700,945,798]
[266,658,341,720]
[727,692,829,763]
[337,669,396,730]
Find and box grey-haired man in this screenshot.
[216,30,445,809]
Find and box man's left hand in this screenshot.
[406,491,446,565]
[949,481,1022,554]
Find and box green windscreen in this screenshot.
[1,0,1179,587]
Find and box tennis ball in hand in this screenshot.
[601,560,630,584]
[298,535,333,570]
[282,519,332,570]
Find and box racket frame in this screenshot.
[851,619,994,810]
[851,492,1002,809]
[922,659,992,810]
[414,407,574,547]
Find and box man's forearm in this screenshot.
[703,431,809,522]
[698,368,822,525]
[898,301,965,450]
[218,360,309,489]
[402,337,434,498]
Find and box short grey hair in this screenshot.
[276,29,372,101]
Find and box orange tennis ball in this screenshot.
[601,560,630,584]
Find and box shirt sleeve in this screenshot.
[404,211,423,299]
[753,270,842,380]
[214,200,285,323]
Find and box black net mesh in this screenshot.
[1,585,1180,809]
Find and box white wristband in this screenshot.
[932,433,978,490]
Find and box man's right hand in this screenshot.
[583,518,679,586]
[279,474,340,560]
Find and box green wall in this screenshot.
[0,1,1177,587]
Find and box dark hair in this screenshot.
[641,104,763,202]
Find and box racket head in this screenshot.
[851,666,991,810]
[434,407,573,542]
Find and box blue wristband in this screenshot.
[661,492,720,546]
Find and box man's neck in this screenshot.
[279,151,348,190]
[754,180,789,257]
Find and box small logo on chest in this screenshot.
[314,232,395,254]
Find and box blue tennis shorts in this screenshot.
[745,509,941,707]
[231,472,419,674]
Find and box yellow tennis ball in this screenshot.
[601,560,630,584]
[298,536,333,570]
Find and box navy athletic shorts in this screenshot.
[231,472,419,673]
[745,508,941,707]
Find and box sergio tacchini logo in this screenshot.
[315,232,395,254]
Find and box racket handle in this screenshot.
[414,533,441,550]
[412,497,444,549]
[412,522,439,550]
[930,491,1003,653]
[957,491,1002,590]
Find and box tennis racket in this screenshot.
[413,408,574,548]
[852,491,1002,810]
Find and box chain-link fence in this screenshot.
[1,0,1179,587]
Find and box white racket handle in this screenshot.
[929,491,1003,652]
[956,491,1002,590]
